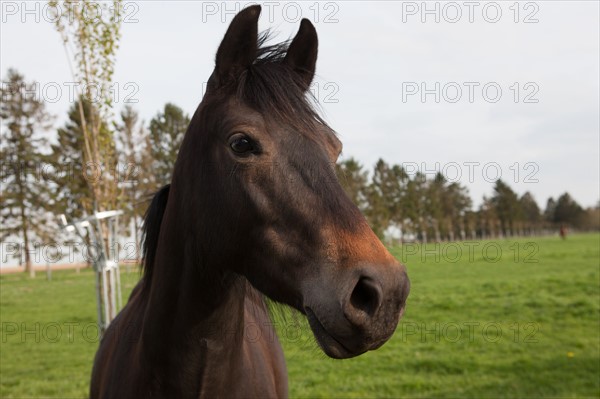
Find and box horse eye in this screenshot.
[230,136,256,154]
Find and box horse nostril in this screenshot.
[350,277,383,318]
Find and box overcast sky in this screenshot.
[2,1,599,209]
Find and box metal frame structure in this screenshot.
[59,210,123,334]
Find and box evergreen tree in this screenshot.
[148,103,190,189]
[114,105,153,246]
[0,69,54,276]
[553,193,584,227]
[335,158,368,210]
[478,196,499,239]
[403,172,428,241]
[365,159,407,238]
[425,173,446,241]
[519,192,541,234]
[490,179,521,236]
[389,164,409,225]
[443,181,472,240]
[544,197,557,224]
[50,100,95,220]
[365,159,390,237]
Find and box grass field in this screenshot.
[1,234,599,398]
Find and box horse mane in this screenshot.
[140,184,170,288]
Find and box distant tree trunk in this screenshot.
[18,214,34,277]
[447,219,455,241]
[20,213,34,278]
[16,148,34,278]
[132,187,139,247]
[419,217,427,244]
[434,221,441,242]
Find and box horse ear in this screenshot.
[212,5,261,87]
[284,19,318,91]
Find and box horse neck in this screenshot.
[138,197,255,386]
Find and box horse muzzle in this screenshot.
[303,264,410,359]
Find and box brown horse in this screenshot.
[90,5,409,398]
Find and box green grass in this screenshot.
[1,234,599,398]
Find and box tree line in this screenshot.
[335,158,599,242]
[1,68,599,274]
